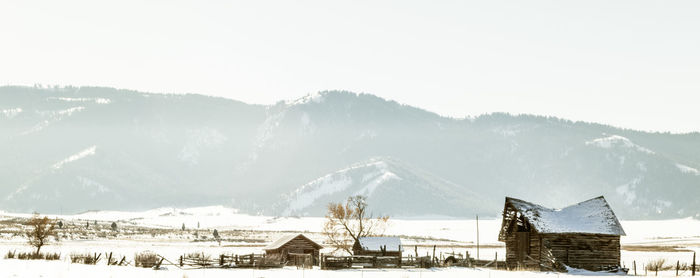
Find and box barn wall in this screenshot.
[504,230,541,269]
[267,236,322,265]
[541,234,620,270]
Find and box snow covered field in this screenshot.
[1,207,699,277]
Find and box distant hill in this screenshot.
[1,86,699,219]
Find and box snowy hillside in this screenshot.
[1,86,699,219]
[277,157,488,217]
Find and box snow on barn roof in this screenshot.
[357,237,403,252]
[505,196,626,236]
[263,234,322,250]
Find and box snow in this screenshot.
[586,135,655,154]
[504,196,626,236]
[357,237,403,252]
[282,174,353,216]
[2,207,700,277]
[1,107,22,118]
[48,97,112,104]
[355,162,401,197]
[56,106,86,116]
[264,234,321,250]
[282,159,397,216]
[21,107,86,135]
[52,145,97,169]
[0,260,649,278]
[676,164,700,175]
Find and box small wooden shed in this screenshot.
[498,196,625,271]
[353,236,403,257]
[263,234,323,266]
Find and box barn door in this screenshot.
[516,232,530,262]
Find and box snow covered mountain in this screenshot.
[1,86,699,219]
[276,157,488,217]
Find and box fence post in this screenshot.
[495,252,498,269]
[179,255,183,267]
[634,260,636,276]
[693,252,696,276]
[432,245,436,266]
[677,260,680,276]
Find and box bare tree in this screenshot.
[323,195,389,254]
[26,213,57,254]
[213,229,221,246]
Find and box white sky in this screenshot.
[1,0,698,133]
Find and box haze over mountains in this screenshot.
[1,86,699,220]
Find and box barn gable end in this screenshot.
[498,196,625,272]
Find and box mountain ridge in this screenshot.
[1,85,699,219]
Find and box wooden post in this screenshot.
[656,264,658,276]
[220,254,225,266]
[476,215,480,260]
[495,252,498,269]
[634,260,637,276]
[432,245,436,265]
[415,245,418,258]
[677,260,680,276]
[179,255,183,267]
[693,252,696,276]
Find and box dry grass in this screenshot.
[5,250,60,260]
[623,245,691,252]
[645,258,672,271]
[134,251,160,268]
[70,252,102,264]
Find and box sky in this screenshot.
[1,0,699,133]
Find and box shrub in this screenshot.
[134,251,160,268]
[70,252,101,264]
[12,251,60,260]
[646,258,671,271]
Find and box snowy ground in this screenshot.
[1,207,699,277]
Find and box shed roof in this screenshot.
[263,234,323,250]
[356,237,403,252]
[503,196,626,236]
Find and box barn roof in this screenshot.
[357,237,403,252]
[503,196,626,236]
[263,234,323,250]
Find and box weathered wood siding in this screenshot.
[505,232,620,271]
[540,234,620,271]
[265,235,321,265]
[504,230,541,269]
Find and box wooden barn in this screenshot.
[263,234,323,266]
[498,196,626,272]
[353,236,403,257]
